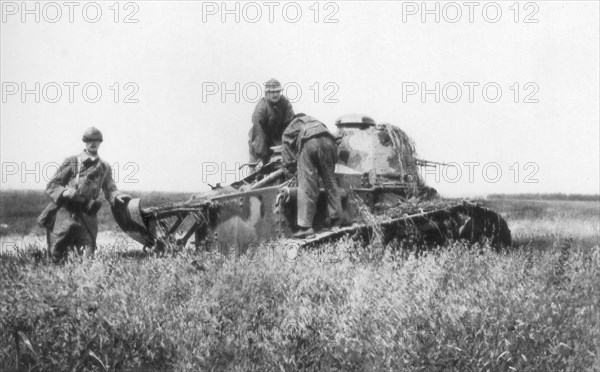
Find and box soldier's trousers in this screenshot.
[297,135,343,228]
[47,207,98,262]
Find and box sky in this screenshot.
[1,0,599,197]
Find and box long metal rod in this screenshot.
[250,169,285,190]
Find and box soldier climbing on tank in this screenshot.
[38,127,132,262]
[282,113,345,239]
[248,78,295,172]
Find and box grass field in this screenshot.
[0,191,599,371]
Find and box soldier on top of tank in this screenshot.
[248,78,295,172]
[282,113,345,239]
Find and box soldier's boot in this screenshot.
[47,227,75,264]
[48,243,66,264]
[326,217,351,232]
[72,244,96,260]
[293,227,315,239]
[84,245,96,259]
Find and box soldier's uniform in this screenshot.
[248,79,295,165]
[39,128,125,262]
[282,114,343,233]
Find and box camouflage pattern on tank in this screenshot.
[112,113,511,254]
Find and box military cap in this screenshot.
[264,78,283,92]
[82,127,103,142]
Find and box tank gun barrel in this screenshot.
[415,158,451,168]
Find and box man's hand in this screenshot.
[61,188,77,200]
[115,194,132,204]
[255,161,264,172]
[86,200,103,214]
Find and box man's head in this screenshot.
[82,127,103,155]
[264,78,283,103]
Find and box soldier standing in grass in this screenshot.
[282,113,344,239]
[248,78,295,172]
[38,127,131,262]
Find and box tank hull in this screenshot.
[112,115,512,253]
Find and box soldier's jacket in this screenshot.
[249,96,295,163]
[47,152,120,205]
[282,115,342,228]
[281,115,334,169]
[38,151,121,228]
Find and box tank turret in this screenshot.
[335,114,425,193]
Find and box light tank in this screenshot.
[112,114,511,254]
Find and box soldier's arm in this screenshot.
[281,124,299,171]
[46,157,76,204]
[250,100,270,162]
[252,99,269,127]
[101,164,122,206]
[282,98,295,128]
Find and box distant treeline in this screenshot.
[488,193,599,201]
[2,190,598,236]
[0,190,192,236]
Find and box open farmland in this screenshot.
[1,192,599,371]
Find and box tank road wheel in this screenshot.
[457,207,512,249]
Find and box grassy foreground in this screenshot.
[0,195,599,371]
